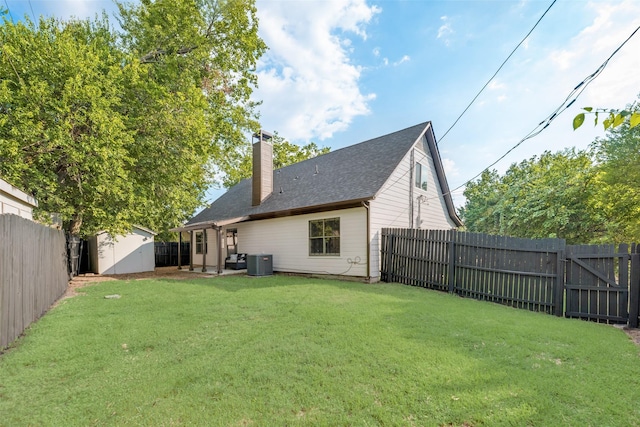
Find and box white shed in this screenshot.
[0,178,37,220]
[88,225,156,275]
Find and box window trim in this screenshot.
[195,231,207,254]
[309,217,340,256]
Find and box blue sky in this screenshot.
[5,0,640,208]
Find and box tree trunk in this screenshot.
[68,214,83,236]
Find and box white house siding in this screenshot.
[231,207,368,277]
[0,178,37,220]
[369,135,457,279]
[89,227,155,274]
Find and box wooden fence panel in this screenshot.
[450,232,562,314]
[380,228,639,326]
[629,244,640,328]
[381,229,564,315]
[0,215,68,349]
[565,244,630,324]
[154,242,191,267]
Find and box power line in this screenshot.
[445,22,640,200]
[28,0,36,22]
[3,0,13,21]
[438,0,557,145]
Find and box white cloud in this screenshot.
[442,158,459,178]
[437,16,454,46]
[488,79,506,91]
[393,55,410,66]
[549,49,576,71]
[547,1,640,108]
[254,0,380,141]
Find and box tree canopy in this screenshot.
[0,0,266,238]
[460,149,605,244]
[462,95,640,244]
[591,115,640,242]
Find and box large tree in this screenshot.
[460,149,606,244]
[0,0,266,237]
[591,112,640,243]
[0,16,137,235]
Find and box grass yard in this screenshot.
[1,275,639,426]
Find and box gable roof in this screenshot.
[183,121,462,229]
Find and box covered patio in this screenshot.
[170,216,246,274]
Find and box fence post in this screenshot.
[554,248,565,317]
[386,233,395,283]
[448,230,456,294]
[629,250,640,329]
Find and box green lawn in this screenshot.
[1,275,639,426]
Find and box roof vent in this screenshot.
[314,164,319,175]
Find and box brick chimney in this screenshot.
[252,130,273,206]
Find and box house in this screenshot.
[173,121,462,281]
[0,178,38,220]
[87,225,156,275]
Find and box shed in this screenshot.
[88,225,156,275]
[0,178,38,220]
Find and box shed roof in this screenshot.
[0,177,38,208]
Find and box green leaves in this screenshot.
[0,0,266,237]
[573,113,585,130]
[460,149,606,244]
[573,106,640,130]
[464,94,640,244]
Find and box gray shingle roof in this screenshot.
[187,121,459,226]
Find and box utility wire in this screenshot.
[3,0,13,21]
[438,0,557,145]
[444,22,640,199]
[28,0,36,22]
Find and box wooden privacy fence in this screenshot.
[0,215,69,349]
[154,242,190,267]
[380,228,640,327]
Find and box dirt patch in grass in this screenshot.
[59,267,213,302]
[621,326,640,347]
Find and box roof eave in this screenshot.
[171,216,249,232]
[424,126,463,227]
[247,198,372,221]
[173,198,372,231]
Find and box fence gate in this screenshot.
[564,244,630,324]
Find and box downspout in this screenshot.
[362,201,371,282]
[409,149,414,228]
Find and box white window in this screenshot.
[195,231,207,254]
[309,218,340,256]
[415,162,428,191]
